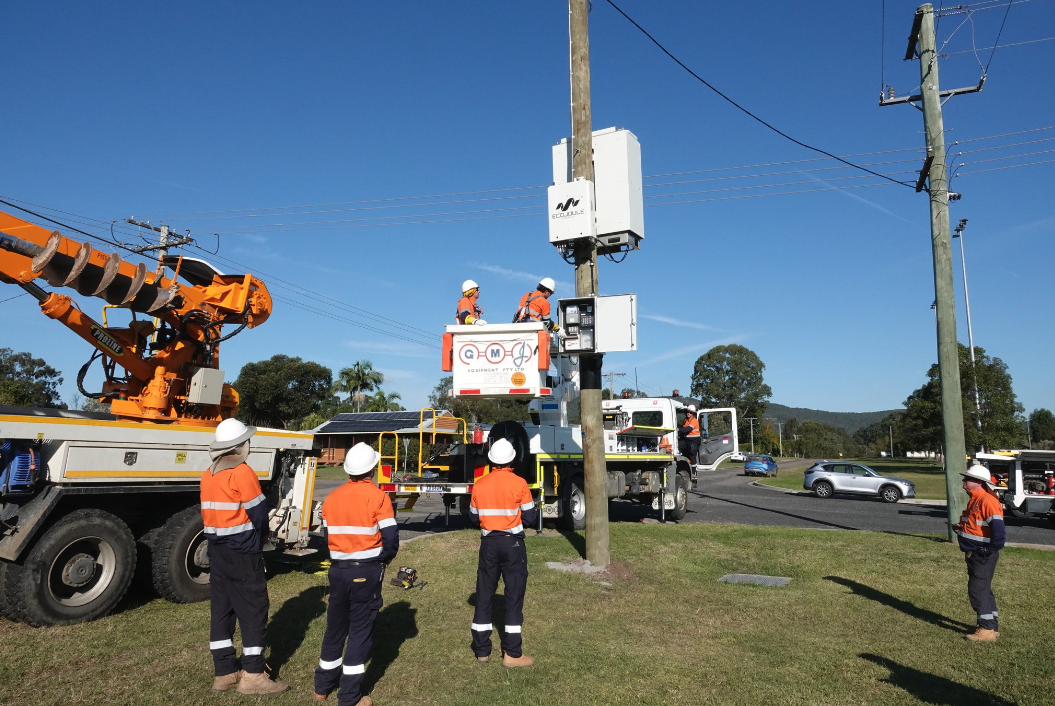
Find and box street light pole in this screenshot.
[953,218,984,451]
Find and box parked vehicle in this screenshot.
[744,454,778,477]
[975,450,1055,522]
[803,461,914,503]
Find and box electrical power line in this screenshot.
[0,293,29,305]
[603,0,917,190]
[942,35,1055,54]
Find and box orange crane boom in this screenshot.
[0,210,270,424]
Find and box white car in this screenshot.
[803,461,916,503]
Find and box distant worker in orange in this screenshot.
[201,419,288,696]
[313,442,399,705]
[469,438,537,668]
[678,405,701,464]
[456,279,486,325]
[513,277,557,331]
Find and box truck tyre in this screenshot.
[152,505,210,604]
[0,561,20,621]
[669,474,689,521]
[560,475,586,531]
[13,509,136,627]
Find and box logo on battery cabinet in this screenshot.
[89,325,125,357]
[551,197,585,220]
[554,198,580,212]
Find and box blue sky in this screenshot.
[2,1,1053,416]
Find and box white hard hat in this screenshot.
[210,418,255,451]
[462,279,479,294]
[344,442,381,476]
[538,277,556,292]
[961,463,995,489]
[488,438,516,466]
[687,405,697,413]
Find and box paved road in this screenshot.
[314,464,1055,547]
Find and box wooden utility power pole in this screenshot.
[569,0,609,567]
[881,3,973,539]
[603,371,627,399]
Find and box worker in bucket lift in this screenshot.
[513,277,558,331]
[678,405,701,464]
[314,442,399,705]
[201,419,288,695]
[456,279,486,325]
[469,438,537,668]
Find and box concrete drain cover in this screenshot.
[719,573,792,587]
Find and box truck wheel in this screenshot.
[152,505,210,604]
[668,474,689,521]
[13,509,136,626]
[0,561,20,621]
[560,475,586,531]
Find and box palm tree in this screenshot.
[334,361,385,413]
[365,390,403,412]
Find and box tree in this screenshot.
[334,361,385,413]
[690,345,772,433]
[365,390,403,412]
[900,344,1024,453]
[0,348,65,408]
[1029,408,1055,448]
[233,355,332,429]
[428,376,529,425]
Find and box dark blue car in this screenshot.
[744,454,778,477]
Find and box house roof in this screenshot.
[313,410,462,435]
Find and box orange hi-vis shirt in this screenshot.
[516,291,550,322]
[322,478,397,561]
[470,466,535,536]
[957,487,1006,551]
[456,295,482,324]
[200,462,266,542]
[683,414,701,438]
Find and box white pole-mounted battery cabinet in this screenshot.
[547,178,597,245]
[557,294,637,354]
[552,127,644,255]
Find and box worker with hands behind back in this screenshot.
[314,442,399,705]
[952,464,1006,642]
[469,438,537,667]
[513,277,558,331]
[201,418,288,695]
[456,279,486,325]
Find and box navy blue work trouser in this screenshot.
[471,534,528,658]
[315,562,385,705]
[966,550,999,630]
[208,544,269,675]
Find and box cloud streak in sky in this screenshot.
[472,262,571,292]
[641,314,719,331]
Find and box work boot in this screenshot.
[211,670,243,692]
[311,693,327,702]
[502,653,534,668]
[357,698,373,706]
[236,671,289,695]
[965,628,999,642]
[476,654,491,664]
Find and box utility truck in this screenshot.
[975,450,1055,523]
[0,210,318,626]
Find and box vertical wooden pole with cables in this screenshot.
[917,3,968,539]
[570,0,609,567]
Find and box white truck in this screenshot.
[401,322,739,528]
[975,450,1055,523]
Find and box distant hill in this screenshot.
[764,403,898,434]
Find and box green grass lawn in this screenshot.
[2,524,1052,705]
[757,458,949,500]
[314,464,349,480]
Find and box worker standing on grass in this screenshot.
[953,464,1006,642]
[456,279,486,325]
[314,442,399,705]
[201,419,288,695]
[513,277,557,330]
[469,438,537,668]
[678,406,701,464]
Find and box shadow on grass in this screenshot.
[267,584,328,677]
[560,531,586,557]
[825,576,972,632]
[363,601,418,694]
[860,654,1014,705]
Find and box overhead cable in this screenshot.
[602,0,917,189]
